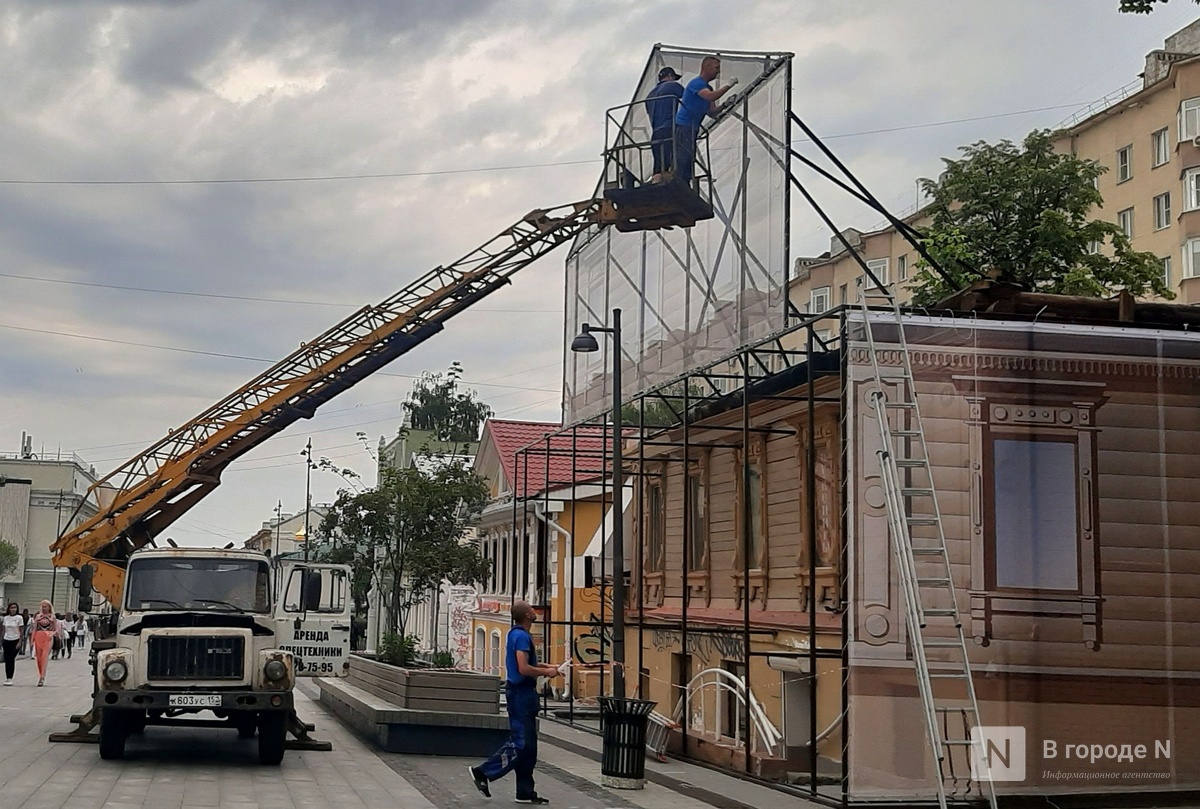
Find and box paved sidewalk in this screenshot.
[0,652,434,809]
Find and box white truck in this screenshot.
[91,548,351,764]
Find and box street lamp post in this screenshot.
[301,438,314,562]
[571,308,626,700]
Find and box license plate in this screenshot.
[168,694,222,708]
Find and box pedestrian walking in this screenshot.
[469,601,562,805]
[2,603,24,685]
[75,614,88,649]
[63,613,75,659]
[18,609,30,657]
[30,601,60,686]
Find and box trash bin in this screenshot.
[598,696,657,789]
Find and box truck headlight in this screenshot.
[104,661,128,683]
[264,659,287,682]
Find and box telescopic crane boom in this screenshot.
[52,199,610,607]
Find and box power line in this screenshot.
[0,270,558,313]
[0,321,560,392]
[0,158,599,186]
[0,103,1094,188]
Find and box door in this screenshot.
[272,561,352,677]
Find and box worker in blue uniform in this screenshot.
[674,55,737,184]
[645,66,684,183]
[470,601,563,805]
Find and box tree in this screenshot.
[909,130,1175,306]
[0,540,18,578]
[1119,0,1194,12]
[403,362,492,443]
[318,460,490,650]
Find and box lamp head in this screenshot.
[570,324,600,353]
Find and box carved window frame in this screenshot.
[686,449,711,604]
[956,376,1107,650]
[642,464,667,607]
[793,415,842,611]
[734,435,769,604]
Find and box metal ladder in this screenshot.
[859,290,998,809]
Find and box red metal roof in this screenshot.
[482,419,609,498]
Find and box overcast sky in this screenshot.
[0,1,1193,548]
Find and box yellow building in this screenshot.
[469,420,615,700]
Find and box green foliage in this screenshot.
[1118,0,1188,12]
[0,540,18,578]
[429,650,455,668]
[403,363,493,443]
[319,458,490,639]
[910,130,1175,307]
[378,632,419,667]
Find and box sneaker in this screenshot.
[515,796,550,805]
[467,766,490,798]
[3,679,10,686]
[37,678,44,687]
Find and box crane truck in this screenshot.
[48,170,708,762]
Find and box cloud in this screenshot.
[0,0,1193,545]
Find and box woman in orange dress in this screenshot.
[30,600,60,687]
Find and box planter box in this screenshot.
[347,654,501,714]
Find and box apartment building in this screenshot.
[789,18,1200,315]
[1055,18,1200,304]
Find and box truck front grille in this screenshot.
[146,635,245,681]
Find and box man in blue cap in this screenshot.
[469,601,562,805]
[674,56,737,185]
[645,66,684,183]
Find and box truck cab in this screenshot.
[92,548,350,764]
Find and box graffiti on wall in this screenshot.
[447,585,478,667]
[572,586,613,664]
[650,628,745,663]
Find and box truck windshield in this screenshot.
[125,558,270,613]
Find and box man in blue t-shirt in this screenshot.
[645,66,684,183]
[470,601,562,805]
[674,55,737,184]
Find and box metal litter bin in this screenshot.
[598,696,657,789]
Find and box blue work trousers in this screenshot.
[479,684,540,798]
[674,125,699,184]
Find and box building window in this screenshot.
[956,378,1107,650]
[1087,240,1102,255]
[1161,256,1172,286]
[647,480,665,573]
[1117,207,1134,238]
[748,461,765,566]
[1185,238,1200,279]
[991,438,1079,591]
[489,630,501,676]
[1116,145,1132,183]
[686,466,708,572]
[897,253,908,280]
[474,627,486,671]
[1153,192,1171,230]
[1185,168,1200,210]
[1152,127,1170,167]
[839,283,848,305]
[866,257,889,288]
[1180,97,1200,141]
[810,286,831,314]
[735,438,769,603]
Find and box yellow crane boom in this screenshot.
[53,200,609,607]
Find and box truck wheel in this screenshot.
[127,712,147,734]
[257,712,286,765]
[236,717,257,739]
[98,709,127,760]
